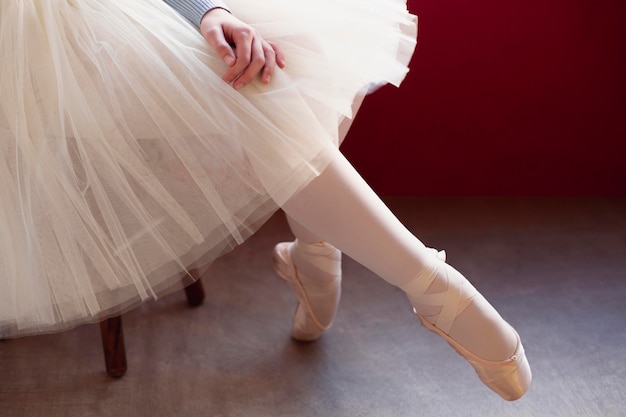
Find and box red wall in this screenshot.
[342,0,626,195]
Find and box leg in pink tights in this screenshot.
[279,146,531,400]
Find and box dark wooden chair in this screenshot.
[99,276,205,378]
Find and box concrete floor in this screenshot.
[1,197,625,417]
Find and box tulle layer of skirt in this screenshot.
[0,0,416,336]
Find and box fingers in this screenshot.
[270,41,286,69]
[259,40,278,85]
[228,31,280,89]
[201,21,237,67]
[226,28,266,89]
[200,10,286,90]
[257,41,287,85]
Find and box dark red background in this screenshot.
[342,0,626,195]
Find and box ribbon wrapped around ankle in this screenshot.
[399,249,478,335]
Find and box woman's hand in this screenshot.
[200,8,285,89]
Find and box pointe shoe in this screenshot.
[273,240,341,341]
[416,312,531,401]
[405,252,532,401]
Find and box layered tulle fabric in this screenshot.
[0,0,416,336]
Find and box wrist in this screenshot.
[201,6,230,22]
[200,7,232,33]
[165,0,231,28]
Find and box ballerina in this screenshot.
[0,0,530,400]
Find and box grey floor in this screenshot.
[1,197,625,417]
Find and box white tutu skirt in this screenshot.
[0,0,416,336]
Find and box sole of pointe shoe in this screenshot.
[416,311,531,401]
[272,243,328,342]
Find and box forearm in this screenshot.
[163,0,229,28]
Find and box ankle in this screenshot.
[403,258,519,362]
[293,239,340,258]
[400,256,478,335]
[399,253,450,319]
[291,240,341,286]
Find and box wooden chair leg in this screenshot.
[98,274,203,377]
[100,316,127,378]
[184,272,205,307]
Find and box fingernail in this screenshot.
[224,56,235,66]
[234,82,243,90]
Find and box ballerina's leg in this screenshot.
[278,146,530,399]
